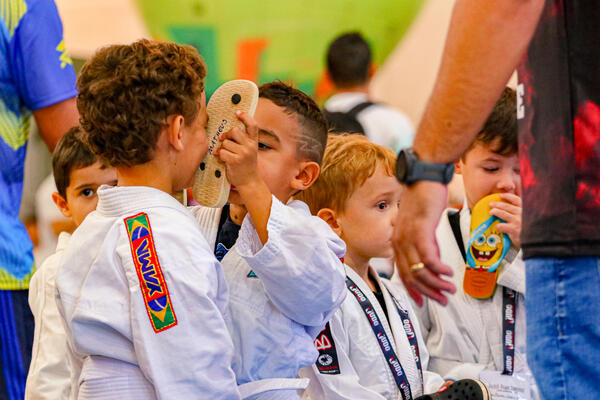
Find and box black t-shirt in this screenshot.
[517,1,600,258]
[214,204,241,261]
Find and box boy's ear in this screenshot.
[317,208,342,236]
[454,160,463,175]
[290,161,320,192]
[368,63,377,79]
[165,114,186,151]
[52,192,72,219]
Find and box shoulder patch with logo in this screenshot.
[314,322,340,374]
[124,213,177,333]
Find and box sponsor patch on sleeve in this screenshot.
[124,213,177,333]
[314,322,340,375]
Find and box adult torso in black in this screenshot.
[517,0,600,258]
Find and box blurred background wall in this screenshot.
[53,0,453,123]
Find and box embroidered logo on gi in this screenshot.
[125,213,177,333]
[314,323,340,375]
[214,243,230,261]
[247,270,257,278]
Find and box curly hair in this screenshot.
[77,39,207,167]
[259,81,328,164]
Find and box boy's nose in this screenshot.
[496,171,516,193]
[390,204,399,226]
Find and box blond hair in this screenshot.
[296,134,397,214]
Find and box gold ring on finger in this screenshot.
[410,262,425,273]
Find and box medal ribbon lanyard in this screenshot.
[346,277,414,400]
[502,287,516,375]
[448,211,517,376]
[388,292,424,388]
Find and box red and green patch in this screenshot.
[125,213,177,333]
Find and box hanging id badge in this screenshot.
[479,287,531,400]
[479,370,531,400]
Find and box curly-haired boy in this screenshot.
[55,40,240,399]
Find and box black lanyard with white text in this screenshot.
[448,210,517,376]
[346,277,415,400]
[387,290,424,387]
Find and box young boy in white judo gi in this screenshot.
[25,127,117,400]
[191,81,347,399]
[55,40,240,399]
[296,134,490,400]
[413,88,540,400]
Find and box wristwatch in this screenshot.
[395,148,455,185]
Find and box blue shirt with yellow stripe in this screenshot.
[0,0,77,289]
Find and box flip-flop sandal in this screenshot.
[193,80,259,208]
[416,379,492,400]
[464,193,511,299]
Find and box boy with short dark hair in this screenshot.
[192,81,347,399]
[323,32,413,152]
[413,87,541,399]
[26,127,117,400]
[55,40,240,399]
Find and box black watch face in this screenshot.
[443,163,455,184]
[395,151,408,182]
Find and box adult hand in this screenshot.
[393,181,456,306]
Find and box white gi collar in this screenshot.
[96,185,187,216]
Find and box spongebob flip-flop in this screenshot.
[464,193,511,299]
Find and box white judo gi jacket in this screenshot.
[412,207,540,399]
[26,232,72,400]
[192,197,347,399]
[299,265,444,400]
[56,186,240,400]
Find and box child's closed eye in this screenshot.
[483,167,499,173]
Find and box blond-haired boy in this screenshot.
[296,134,490,400]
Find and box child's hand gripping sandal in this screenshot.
[192,80,259,208]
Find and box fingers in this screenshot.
[499,192,522,207]
[399,237,453,305]
[495,222,518,236]
[415,233,454,278]
[489,206,519,223]
[394,249,424,306]
[220,126,249,146]
[236,111,259,140]
[410,274,450,306]
[394,234,456,306]
[490,201,520,218]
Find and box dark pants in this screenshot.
[0,290,34,400]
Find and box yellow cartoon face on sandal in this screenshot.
[469,222,503,268]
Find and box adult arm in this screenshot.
[11,0,79,152]
[33,98,79,152]
[393,0,545,306]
